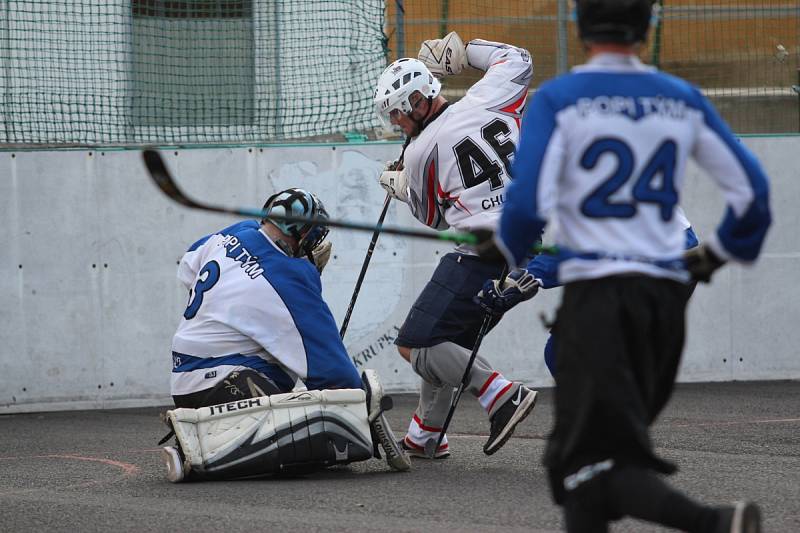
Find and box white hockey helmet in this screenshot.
[373,58,441,128]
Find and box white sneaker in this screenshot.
[161,446,188,483]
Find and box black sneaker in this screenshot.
[717,502,761,533]
[483,386,537,455]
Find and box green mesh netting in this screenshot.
[0,1,386,146]
[387,0,800,134]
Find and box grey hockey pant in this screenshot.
[410,341,519,425]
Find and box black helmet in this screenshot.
[261,188,329,258]
[576,0,654,45]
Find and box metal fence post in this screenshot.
[395,0,405,58]
[556,0,569,75]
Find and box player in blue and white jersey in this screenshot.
[373,33,538,458]
[161,188,411,481]
[477,1,771,531]
[169,188,361,407]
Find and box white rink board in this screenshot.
[1,137,798,413]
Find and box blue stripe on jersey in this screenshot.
[172,351,295,391]
[526,227,699,289]
[226,225,362,391]
[685,226,699,249]
[187,220,261,252]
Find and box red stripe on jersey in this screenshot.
[499,90,528,130]
[413,413,443,433]
[425,157,437,226]
[478,371,499,396]
[436,179,473,216]
[488,382,514,413]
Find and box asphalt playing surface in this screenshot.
[1,381,798,532]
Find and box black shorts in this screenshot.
[172,369,284,409]
[543,275,690,503]
[396,252,505,350]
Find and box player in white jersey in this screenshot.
[161,188,410,480]
[478,1,771,532]
[372,33,538,458]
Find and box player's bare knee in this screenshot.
[398,345,412,362]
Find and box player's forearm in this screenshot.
[466,39,531,73]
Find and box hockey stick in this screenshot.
[339,139,410,340]
[142,149,557,254]
[339,192,392,339]
[425,266,509,458]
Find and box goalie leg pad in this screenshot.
[165,389,373,480]
[362,369,412,472]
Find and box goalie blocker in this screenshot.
[160,370,410,481]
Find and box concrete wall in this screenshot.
[1,137,798,413]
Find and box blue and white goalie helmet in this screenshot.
[373,58,441,129]
[261,188,329,258]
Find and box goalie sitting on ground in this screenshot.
[160,187,410,481]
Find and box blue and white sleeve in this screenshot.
[497,84,565,266]
[691,89,771,262]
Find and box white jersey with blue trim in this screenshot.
[171,220,360,396]
[499,53,771,282]
[402,40,533,248]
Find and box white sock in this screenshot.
[478,372,513,415]
[405,413,449,450]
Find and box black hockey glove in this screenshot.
[684,244,726,283]
[474,269,540,315]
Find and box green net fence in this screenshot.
[1,1,798,147]
[0,0,386,146]
[387,0,800,134]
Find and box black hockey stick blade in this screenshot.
[143,149,558,253]
[144,149,258,218]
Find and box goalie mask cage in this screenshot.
[387,0,800,135]
[0,1,797,147]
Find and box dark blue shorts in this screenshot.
[396,253,505,350]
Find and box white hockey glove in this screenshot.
[474,269,539,315]
[379,167,410,203]
[311,240,332,273]
[418,31,467,77]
